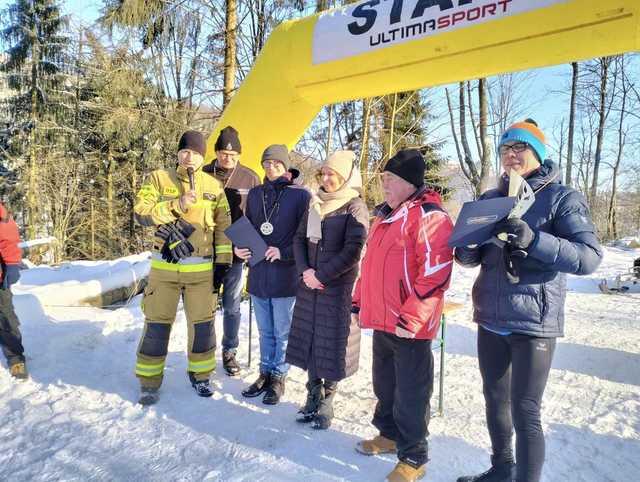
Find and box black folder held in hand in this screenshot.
[448,197,517,248]
[224,216,268,267]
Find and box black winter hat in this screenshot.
[383,149,425,187]
[214,126,241,153]
[178,130,207,157]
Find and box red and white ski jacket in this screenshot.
[0,203,22,283]
[352,188,453,340]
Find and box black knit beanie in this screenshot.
[178,130,207,157]
[383,149,425,187]
[214,126,242,153]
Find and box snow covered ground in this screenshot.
[1,246,638,481]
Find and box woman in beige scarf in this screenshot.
[286,150,370,429]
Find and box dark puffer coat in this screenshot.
[286,197,369,381]
[245,176,310,298]
[455,161,603,337]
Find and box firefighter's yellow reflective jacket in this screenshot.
[134,165,232,265]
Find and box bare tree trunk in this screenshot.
[223,0,237,108]
[187,15,202,110]
[248,0,266,59]
[459,83,474,172]
[445,88,470,181]
[360,98,372,197]
[478,78,492,195]
[590,57,610,203]
[445,86,481,192]
[326,105,334,159]
[608,58,628,239]
[107,153,116,249]
[467,81,482,158]
[557,118,565,175]
[566,62,578,186]
[27,23,40,243]
[91,198,95,259]
[388,93,398,159]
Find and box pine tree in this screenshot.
[368,90,447,204]
[68,34,185,260]
[0,0,70,241]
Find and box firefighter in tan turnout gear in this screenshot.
[134,130,232,405]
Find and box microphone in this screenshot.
[187,167,195,191]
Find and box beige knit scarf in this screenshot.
[307,186,359,243]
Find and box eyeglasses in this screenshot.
[499,142,529,155]
[261,160,282,168]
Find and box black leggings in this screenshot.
[478,327,556,482]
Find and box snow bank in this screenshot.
[12,252,150,307]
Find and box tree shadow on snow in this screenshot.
[148,372,489,481]
[0,411,162,482]
[442,321,640,387]
[553,342,640,387]
[544,423,640,481]
[11,292,141,401]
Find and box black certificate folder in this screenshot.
[224,215,268,267]
[448,197,517,248]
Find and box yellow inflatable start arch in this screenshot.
[205,0,640,172]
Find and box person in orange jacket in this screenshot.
[0,202,27,379]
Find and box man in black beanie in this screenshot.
[353,148,454,482]
[204,126,260,376]
[178,130,207,157]
[133,130,232,403]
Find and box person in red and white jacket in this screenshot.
[0,202,27,379]
[352,150,453,482]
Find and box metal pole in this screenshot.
[439,314,446,416]
[248,296,253,368]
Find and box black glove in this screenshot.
[1,265,20,289]
[154,223,173,252]
[160,240,179,263]
[168,230,194,261]
[155,223,173,241]
[213,264,230,291]
[503,244,528,284]
[174,218,195,238]
[160,221,195,263]
[493,217,535,250]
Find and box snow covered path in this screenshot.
[1,247,638,481]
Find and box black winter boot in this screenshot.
[457,457,515,482]
[138,386,160,406]
[312,380,338,430]
[222,350,241,376]
[242,372,271,398]
[297,378,324,423]
[262,373,285,405]
[192,379,214,397]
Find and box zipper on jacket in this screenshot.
[399,279,408,304]
[311,235,322,346]
[496,248,502,323]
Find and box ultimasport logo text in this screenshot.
[311,0,565,64]
[347,0,513,45]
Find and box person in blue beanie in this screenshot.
[455,119,603,482]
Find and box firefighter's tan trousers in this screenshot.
[135,266,217,389]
